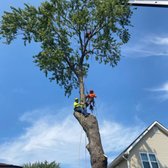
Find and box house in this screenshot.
[108,121,168,168]
[0,163,22,168]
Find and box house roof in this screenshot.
[108,121,168,168]
[0,163,22,168]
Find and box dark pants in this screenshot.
[74,107,89,116]
[86,98,95,106]
[86,98,95,111]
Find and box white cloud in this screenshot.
[150,37,168,45]
[0,107,145,168]
[124,47,168,57]
[101,120,144,153]
[152,82,168,92]
[123,35,168,58]
[0,114,81,168]
[146,82,168,101]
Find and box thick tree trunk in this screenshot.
[76,74,107,168]
[74,112,107,168]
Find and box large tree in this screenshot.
[0,0,132,168]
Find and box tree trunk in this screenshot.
[76,74,107,168]
[74,112,107,168]
[79,75,85,101]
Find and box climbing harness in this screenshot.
[85,90,96,112]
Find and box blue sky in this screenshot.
[1,1,168,168]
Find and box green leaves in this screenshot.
[34,47,78,96]
[0,0,133,96]
[23,161,60,168]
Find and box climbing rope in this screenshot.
[78,110,84,168]
[78,127,83,168]
[94,105,98,117]
[85,134,88,168]
[78,115,88,168]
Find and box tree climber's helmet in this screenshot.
[75,98,78,101]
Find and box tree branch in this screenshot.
[63,55,79,77]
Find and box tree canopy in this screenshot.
[0,1,133,167]
[23,161,60,168]
[0,0,132,96]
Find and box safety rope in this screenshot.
[94,105,98,117]
[78,131,88,168]
[78,127,83,168]
[78,112,88,168]
[85,134,87,168]
[78,104,84,168]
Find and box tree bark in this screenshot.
[74,112,107,168]
[78,75,85,101]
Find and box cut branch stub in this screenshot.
[74,111,107,168]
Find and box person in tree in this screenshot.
[85,31,92,39]
[74,98,89,117]
[86,90,97,111]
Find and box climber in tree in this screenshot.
[85,31,92,39]
[74,98,89,117]
[86,90,97,111]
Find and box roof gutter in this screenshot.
[122,153,130,168]
[128,1,168,7]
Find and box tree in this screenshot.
[0,0,132,168]
[23,161,60,168]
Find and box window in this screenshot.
[140,153,159,168]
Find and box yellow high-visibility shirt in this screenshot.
[74,102,81,108]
